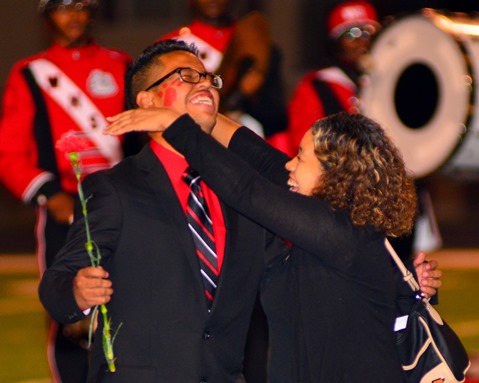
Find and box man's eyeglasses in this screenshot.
[144,67,223,91]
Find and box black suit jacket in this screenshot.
[39,133,266,383]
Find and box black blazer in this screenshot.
[39,139,266,383]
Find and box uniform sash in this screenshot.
[29,58,122,165]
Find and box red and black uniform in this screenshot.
[0,42,130,207]
[0,41,131,383]
[160,19,236,73]
[287,65,360,152]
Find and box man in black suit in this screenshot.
[39,39,266,382]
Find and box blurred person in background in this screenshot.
[159,0,290,153]
[287,0,379,151]
[287,0,441,261]
[0,0,137,381]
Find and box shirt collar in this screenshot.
[149,139,189,184]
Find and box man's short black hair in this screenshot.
[125,39,200,110]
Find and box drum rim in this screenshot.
[360,9,476,179]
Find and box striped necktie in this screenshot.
[183,168,219,308]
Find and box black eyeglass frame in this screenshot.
[144,67,223,91]
[338,25,377,42]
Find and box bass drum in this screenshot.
[360,9,479,178]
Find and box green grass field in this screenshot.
[434,269,479,354]
[1,256,478,383]
[0,271,50,383]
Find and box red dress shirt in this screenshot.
[150,139,225,271]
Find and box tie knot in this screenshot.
[182,167,200,187]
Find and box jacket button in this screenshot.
[203,331,211,340]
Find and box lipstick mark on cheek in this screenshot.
[158,80,183,107]
[155,82,169,100]
[164,87,178,107]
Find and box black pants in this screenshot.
[38,207,89,383]
[243,296,269,383]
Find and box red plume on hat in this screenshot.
[327,1,380,39]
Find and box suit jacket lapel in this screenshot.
[136,146,206,296]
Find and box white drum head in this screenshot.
[360,11,474,178]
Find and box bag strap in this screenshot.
[384,238,421,292]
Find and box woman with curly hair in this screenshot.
[105,110,419,382]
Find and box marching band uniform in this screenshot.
[0,41,130,266]
[287,65,360,152]
[161,19,236,73]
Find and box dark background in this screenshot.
[1,0,478,253]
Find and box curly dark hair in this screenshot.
[125,39,199,110]
[311,112,417,237]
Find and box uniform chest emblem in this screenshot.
[87,69,118,97]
